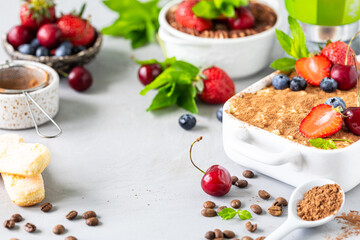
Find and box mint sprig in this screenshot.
[309,138,353,150]
[218,208,252,220]
[138,57,200,114]
[270,16,309,71]
[192,0,249,19]
[102,0,160,49]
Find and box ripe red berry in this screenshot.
[228,7,255,30]
[344,107,360,135]
[138,64,162,85]
[7,25,34,48]
[37,23,62,49]
[68,66,93,92]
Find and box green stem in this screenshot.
[345,31,360,65]
[156,34,168,59]
[352,54,360,107]
[332,139,353,143]
[57,70,69,78]
[189,136,205,174]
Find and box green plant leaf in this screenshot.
[218,208,237,220]
[308,138,353,150]
[238,210,252,220]
[192,1,221,19]
[176,85,198,114]
[147,87,179,111]
[270,57,296,71]
[275,29,293,57]
[288,16,309,59]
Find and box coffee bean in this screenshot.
[256,237,266,240]
[235,179,248,188]
[268,205,283,216]
[223,230,235,238]
[272,200,282,207]
[203,201,216,209]
[205,231,215,239]
[275,197,288,207]
[242,236,253,240]
[231,199,241,209]
[243,170,254,178]
[214,229,223,238]
[250,204,262,215]
[201,208,217,217]
[66,210,78,220]
[53,224,65,235]
[86,217,99,226]
[24,222,36,233]
[3,220,15,229]
[65,237,77,240]
[258,190,270,200]
[40,202,53,212]
[82,210,97,219]
[245,221,257,232]
[217,206,227,213]
[231,176,238,185]
[11,213,22,222]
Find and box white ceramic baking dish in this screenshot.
[158,0,282,79]
[223,71,360,192]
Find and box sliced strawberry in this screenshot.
[299,104,343,139]
[295,55,331,86]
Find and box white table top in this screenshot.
[0,0,359,239]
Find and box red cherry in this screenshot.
[138,64,162,86]
[330,64,357,90]
[190,137,232,197]
[37,23,61,49]
[228,7,255,30]
[344,107,360,135]
[68,66,93,92]
[7,25,34,48]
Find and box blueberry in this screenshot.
[272,74,290,90]
[325,97,346,112]
[30,38,40,48]
[35,46,50,57]
[290,76,307,91]
[320,77,338,93]
[18,44,35,55]
[179,114,196,130]
[72,45,86,54]
[55,44,72,57]
[216,107,223,122]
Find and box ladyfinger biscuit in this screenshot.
[1,173,45,206]
[0,134,24,144]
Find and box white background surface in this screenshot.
[0,0,359,239]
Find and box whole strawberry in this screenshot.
[20,0,56,29]
[56,4,95,47]
[198,67,235,104]
[321,41,358,68]
[175,0,212,32]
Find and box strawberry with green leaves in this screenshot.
[20,0,56,29]
[175,0,212,32]
[192,0,249,19]
[138,58,235,114]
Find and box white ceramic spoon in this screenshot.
[266,178,345,240]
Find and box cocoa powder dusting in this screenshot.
[229,72,360,149]
[330,211,360,240]
[297,184,343,221]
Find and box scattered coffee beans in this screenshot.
[268,205,282,216]
[82,210,97,219]
[245,221,257,232]
[223,230,235,238]
[24,222,36,233]
[3,219,15,229]
[203,201,216,209]
[250,204,262,215]
[205,230,215,239]
[256,237,266,240]
[53,224,65,235]
[275,197,288,206]
[243,170,254,178]
[201,208,217,217]
[11,214,22,222]
[40,202,53,212]
[231,199,241,209]
[65,236,77,240]
[258,190,270,200]
[235,179,248,188]
[217,206,227,213]
[214,229,223,238]
[231,176,238,185]
[66,210,78,220]
[86,217,99,226]
[242,236,253,240]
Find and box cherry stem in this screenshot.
[57,69,69,78]
[345,30,360,66]
[189,136,205,174]
[352,54,360,107]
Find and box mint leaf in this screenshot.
[218,208,237,220]
[288,16,309,59]
[309,138,353,150]
[270,57,296,71]
[176,85,198,114]
[192,1,221,19]
[328,139,337,149]
[275,29,293,57]
[147,87,179,111]
[238,210,252,220]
